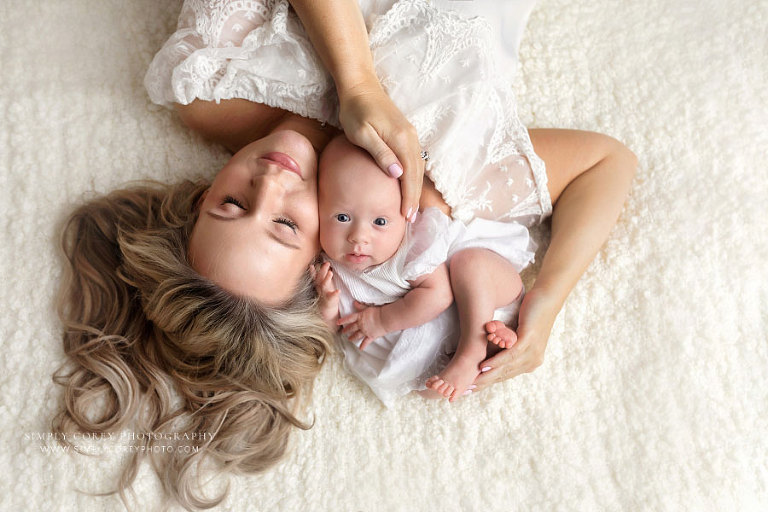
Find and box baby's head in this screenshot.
[318,135,407,271]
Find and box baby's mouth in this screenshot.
[345,252,370,264]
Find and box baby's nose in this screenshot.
[348,224,370,244]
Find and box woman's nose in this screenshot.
[249,173,284,210]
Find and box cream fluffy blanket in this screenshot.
[1,0,766,510]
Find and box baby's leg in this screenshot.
[426,248,523,401]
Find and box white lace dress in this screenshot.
[145,0,552,404]
[329,208,535,406]
[144,0,552,225]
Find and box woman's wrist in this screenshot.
[336,70,382,103]
[527,277,569,313]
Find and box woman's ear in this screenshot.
[195,189,210,211]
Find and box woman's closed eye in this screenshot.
[222,195,245,209]
[221,196,298,232]
[275,217,298,232]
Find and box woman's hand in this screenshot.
[338,80,424,221]
[472,287,561,390]
[288,0,423,221]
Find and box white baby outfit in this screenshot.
[145,0,551,404]
[330,207,535,406]
[145,0,552,226]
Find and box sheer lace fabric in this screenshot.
[145,0,552,225]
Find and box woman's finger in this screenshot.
[379,124,423,221]
[391,136,424,221]
[347,123,404,179]
[474,338,546,392]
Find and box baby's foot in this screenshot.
[485,320,518,349]
[425,354,481,402]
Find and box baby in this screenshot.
[314,135,534,403]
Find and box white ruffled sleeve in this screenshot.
[144,0,338,124]
[400,208,462,283]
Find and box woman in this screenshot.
[54,0,636,508]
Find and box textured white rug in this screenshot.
[1,0,766,510]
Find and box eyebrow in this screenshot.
[205,212,301,250]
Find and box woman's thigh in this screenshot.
[529,128,623,204]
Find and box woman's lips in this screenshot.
[260,152,302,178]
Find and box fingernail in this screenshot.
[462,390,473,396]
[387,163,403,178]
[409,210,419,223]
[406,207,413,220]
[481,366,491,373]
[468,385,477,390]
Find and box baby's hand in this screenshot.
[311,262,340,330]
[338,301,387,350]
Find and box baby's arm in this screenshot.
[339,263,453,349]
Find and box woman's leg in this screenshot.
[473,128,637,388]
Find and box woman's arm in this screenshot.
[339,263,454,350]
[289,0,423,221]
[473,129,637,389]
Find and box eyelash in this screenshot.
[222,196,298,232]
[222,195,244,209]
[275,217,298,232]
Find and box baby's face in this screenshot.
[318,137,407,271]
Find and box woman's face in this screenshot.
[189,130,320,305]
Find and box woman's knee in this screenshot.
[530,128,636,203]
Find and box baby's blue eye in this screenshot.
[335,213,350,222]
[374,217,387,226]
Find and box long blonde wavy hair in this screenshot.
[52,179,333,509]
